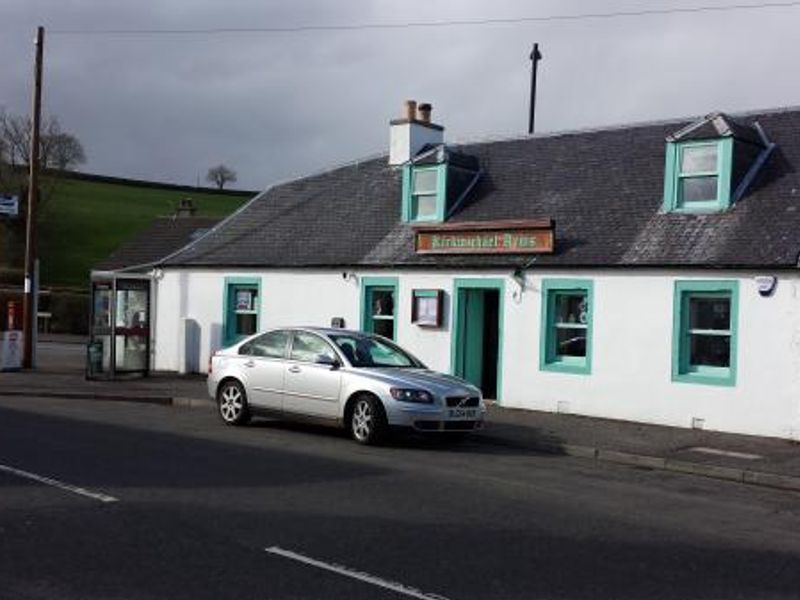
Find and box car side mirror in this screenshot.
[316,355,340,370]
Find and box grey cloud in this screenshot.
[2,1,800,189]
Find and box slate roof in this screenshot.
[94,217,220,271]
[164,107,800,270]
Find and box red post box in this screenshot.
[6,301,22,331]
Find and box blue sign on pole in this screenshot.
[0,195,19,217]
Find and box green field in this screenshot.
[27,178,249,288]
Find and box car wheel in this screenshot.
[349,395,387,445]
[217,380,250,426]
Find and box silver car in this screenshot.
[207,327,486,444]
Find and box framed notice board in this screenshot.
[411,289,444,328]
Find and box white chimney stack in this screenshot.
[389,100,444,166]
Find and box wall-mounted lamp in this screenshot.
[512,267,525,288]
[341,272,358,284]
[511,267,526,302]
[511,256,537,302]
[754,275,777,297]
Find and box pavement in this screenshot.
[1,337,799,493]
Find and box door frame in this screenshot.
[450,278,505,402]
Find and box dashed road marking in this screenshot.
[687,447,763,460]
[265,546,451,600]
[0,463,118,503]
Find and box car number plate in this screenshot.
[448,408,477,420]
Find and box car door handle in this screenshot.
[288,365,301,374]
[244,360,255,368]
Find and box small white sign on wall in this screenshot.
[235,290,254,311]
[1,331,22,371]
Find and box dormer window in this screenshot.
[401,148,480,224]
[406,165,444,222]
[662,112,773,215]
[663,138,733,213]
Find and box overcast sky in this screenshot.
[2,0,800,190]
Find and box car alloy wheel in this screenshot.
[350,395,386,445]
[218,380,250,426]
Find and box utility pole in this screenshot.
[528,43,543,135]
[23,26,44,369]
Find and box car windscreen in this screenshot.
[329,334,422,368]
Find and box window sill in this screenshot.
[540,358,591,376]
[672,370,736,387]
[666,201,730,214]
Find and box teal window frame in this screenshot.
[539,279,594,375]
[401,164,447,223]
[360,276,399,340]
[663,138,733,213]
[672,280,739,387]
[450,278,505,402]
[222,276,262,346]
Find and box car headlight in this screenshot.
[390,388,434,404]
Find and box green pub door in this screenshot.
[452,280,504,400]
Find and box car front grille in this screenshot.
[445,396,480,408]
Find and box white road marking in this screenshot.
[265,546,451,600]
[687,447,763,460]
[0,463,118,503]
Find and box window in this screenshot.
[223,277,261,346]
[411,168,439,220]
[672,280,738,386]
[361,277,398,340]
[678,144,718,203]
[290,332,337,364]
[240,330,289,358]
[330,333,421,368]
[402,165,446,223]
[663,139,733,213]
[368,289,395,338]
[540,279,593,375]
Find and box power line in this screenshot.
[48,1,800,36]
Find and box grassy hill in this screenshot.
[4,174,251,289]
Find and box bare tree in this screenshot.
[206,164,237,190]
[0,110,8,186]
[45,132,86,170]
[1,113,30,168]
[0,112,87,219]
[0,113,86,171]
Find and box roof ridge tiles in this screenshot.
[448,104,800,149]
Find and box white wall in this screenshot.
[153,267,800,440]
[502,270,800,441]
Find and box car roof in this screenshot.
[270,326,371,337]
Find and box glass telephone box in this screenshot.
[88,276,150,379]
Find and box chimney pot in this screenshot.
[404,100,417,121]
[175,197,197,217]
[418,103,432,124]
[389,99,443,165]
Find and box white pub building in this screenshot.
[95,101,800,440]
